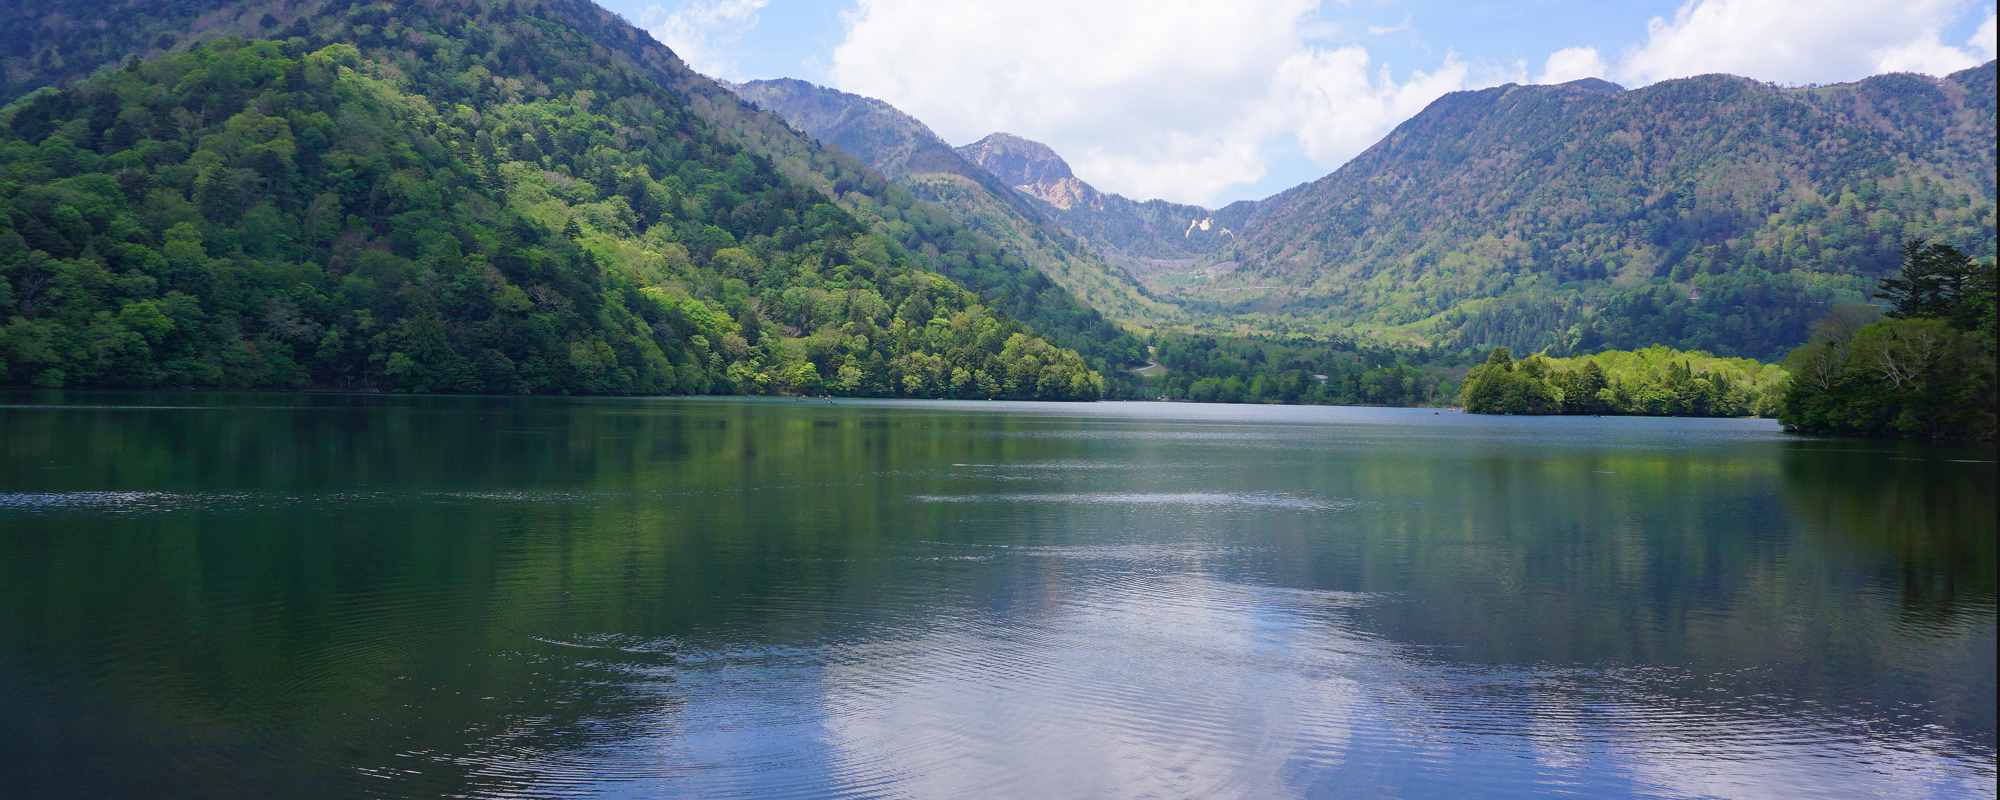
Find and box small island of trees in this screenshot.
[1458,345,1787,418]
[1460,240,1996,443]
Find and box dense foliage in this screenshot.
[1140,333,1457,406]
[1460,346,1787,417]
[1779,242,1996,440]
[0,31,1102,398]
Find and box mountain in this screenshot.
[1189,66,1999,359]
[9,2,1992,371]
[730,79,1019,200]
[0,0,1106,398]
[730,78,1185,334]
[944,71,1995,361]
[955,132,1240,272]
[954,133,1088,209]
[775,66,1996,361]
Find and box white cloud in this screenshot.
[821,575,1368,797]
[1276,48,1480,165]
[1614,0,1990,86]
[824,0,1995,205]
[829,0,1492,206]
[1538,46,1610,84]
[1366,16,1413,37]
[1971,11,1998,61]
[642,0,769,80]
[1873,35,1986,76]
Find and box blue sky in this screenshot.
[601,1,1997,206]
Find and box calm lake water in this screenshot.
[0,394,1993,798]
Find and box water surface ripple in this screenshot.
[0,394,1992,798]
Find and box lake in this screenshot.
[0,394,1993,798]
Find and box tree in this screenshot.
[1783,242,1997,440]
[1875,240,1991,327]
[1466,346,1782,418]
[1461,348,1552,414]
[1557,360,1610,414]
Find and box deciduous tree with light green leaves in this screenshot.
[1461,345,1786,417]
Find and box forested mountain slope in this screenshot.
[500,4,1149,372]
[731,78,1183,332]
[1193,67,1998,359]
[0,1,1105,397]
[940,70,1995,361]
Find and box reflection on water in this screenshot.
[910,491,1351,510]
[0,394,1993,798]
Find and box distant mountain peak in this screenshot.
[953,132,1237,261]
[730,77,991,183]
[960,132,1076,185]
[1557,77,1624,93]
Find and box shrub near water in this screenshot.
[1461,345,1787,417]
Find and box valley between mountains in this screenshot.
[736,66,1995,361]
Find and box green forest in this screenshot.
[0,31,1101,398]
[1139,333,1457,406]
[1460,345,1789,417]
[1778,241,1996,440]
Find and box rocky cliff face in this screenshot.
[957,133,1097,209]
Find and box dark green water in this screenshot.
[1,394,1993,798]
